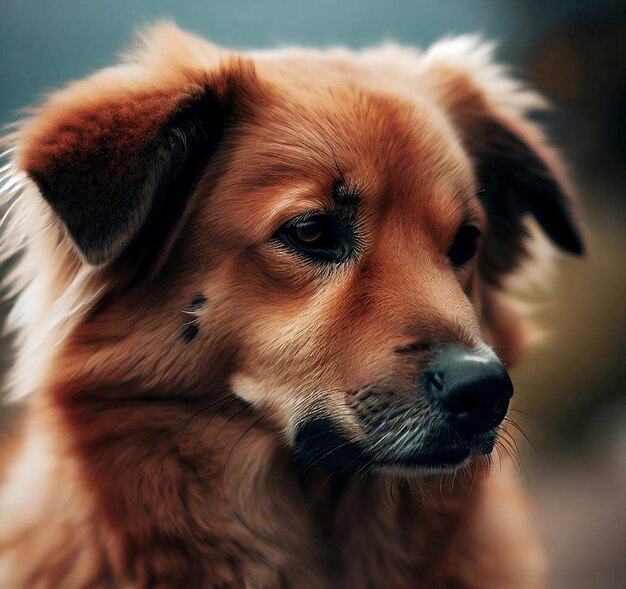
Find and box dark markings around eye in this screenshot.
[179,293,206,343]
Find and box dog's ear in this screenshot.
[421,37,585,285]
[17,24,254,270]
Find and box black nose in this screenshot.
[424,346,513,436]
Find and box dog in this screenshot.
[0,22,583,588]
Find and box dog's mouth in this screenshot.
[293,417,499,475]
[371,430,497,472]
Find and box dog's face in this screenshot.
[221,88,505,472]
[12,25,583,474]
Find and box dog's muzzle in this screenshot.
[294,345,513,473]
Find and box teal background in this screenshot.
[0,0,620,125]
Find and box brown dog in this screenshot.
[0,23,583,588]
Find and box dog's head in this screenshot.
[9,24,583,474]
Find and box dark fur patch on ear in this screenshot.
[120,90,230,280]
[21,61,253,271]
[462,117,585,286]
[424,58,584,284]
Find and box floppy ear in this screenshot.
[16,25,254,269]
[421,37,585,285]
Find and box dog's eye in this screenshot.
[448,225,481,267]
[275,214,351,263]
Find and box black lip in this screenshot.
[295,417,499,473]
[294,417,367,472]
[372,432,498,469]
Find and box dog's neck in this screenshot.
[26,378,485,587]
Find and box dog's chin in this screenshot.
[372,447,472,476]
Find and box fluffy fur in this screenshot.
[0,23,582,588]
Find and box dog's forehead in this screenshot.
[210,65,475,237]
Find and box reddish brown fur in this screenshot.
[0,24,581,588]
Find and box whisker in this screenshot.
[303,471,334,516]
[509,407,530,417]
[173,395,233,440]
[497,433,526,479]
[504,416,540,454]
[219,409,278,544]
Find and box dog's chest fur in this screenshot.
[0,395,541,589]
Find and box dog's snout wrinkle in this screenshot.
[395,340,431,355]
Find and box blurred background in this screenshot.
[0,1,624,587]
